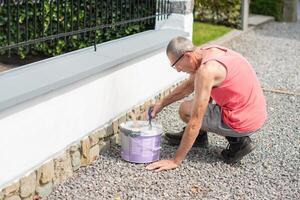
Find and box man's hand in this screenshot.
[149,101,164,118]
[145,159,179,172]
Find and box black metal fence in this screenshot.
[0,0,170,59]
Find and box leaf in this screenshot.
[191,185,203,194]
[115,196,121,200]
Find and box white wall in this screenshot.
[0,48,187,188]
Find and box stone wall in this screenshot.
[0,81,183,200]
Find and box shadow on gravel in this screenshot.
[105,140,225,166]
[182,145,224,162]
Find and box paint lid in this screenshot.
[120,120,163,137]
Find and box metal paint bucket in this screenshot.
[120,120,163,163]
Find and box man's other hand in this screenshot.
[145,159,179,172]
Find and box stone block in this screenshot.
[36,182,53,199]
[36,160,54,185]
[128,106,140,121]
[53,152,73,185]
[89,144,100,162]
[105,124,114,137]
[112,119,120,134]
[126,111,136,121]
[80,137,91,166]
[164,89,170,97]
[118,114,127,124]
[139,104,146,114]
[99,141,111,154]
[89,131,100,146]
[166,89,171,96]
[136,116,142,120]
[138,105,146,120]
[20,172,36,198]
[110,134,120,146]
[154,94,161,101]
[4,195,21,200]
[0,191,4,200]
[2,182,19,197]
[69,143,80,153]
[80,156,89,167]
[70,151,81,171]
[144,99,153,109]
[89,128,108,146]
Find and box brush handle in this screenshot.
[148,107,154,127]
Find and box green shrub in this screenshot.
[250,0,284,21]
[0,0,155,59]
[194,0,242,28]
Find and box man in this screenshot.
[146,36,267,172]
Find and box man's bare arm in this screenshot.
[173,65,216,164]
[160,75,195,108]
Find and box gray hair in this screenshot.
[166,36,196,58]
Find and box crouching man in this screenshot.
[146,37,267,172]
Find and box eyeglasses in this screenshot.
[170,51,193,68]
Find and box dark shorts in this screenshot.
[201,104,254,137]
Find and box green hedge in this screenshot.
[0,0,155,59]
[194,0,242,28]
[250,0,284,21]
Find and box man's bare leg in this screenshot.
[165,99,208,147]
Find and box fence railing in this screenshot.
[0,0,170,58]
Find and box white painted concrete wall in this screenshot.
[0,49,187,188]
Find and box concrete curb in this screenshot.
[205,29,244,46]
[248,14,275,27]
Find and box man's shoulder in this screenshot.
[199,60,225,73]
[195,62,217,79]
[197,61,227,86]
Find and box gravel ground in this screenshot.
[46,21,300,200]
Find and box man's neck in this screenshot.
[194,48,205,68]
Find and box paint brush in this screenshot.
[148,107,154,129]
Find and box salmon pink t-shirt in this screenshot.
[200,45,267,133]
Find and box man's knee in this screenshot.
[179,100,192,122]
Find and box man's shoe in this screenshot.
[165,127,208,148]
[221,136,255,164]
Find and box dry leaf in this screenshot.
[191,185,202,193]
[115,196,121,200]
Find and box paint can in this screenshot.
[120,121,163,163]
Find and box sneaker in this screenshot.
[221,136,255,164]
[165,127,208,148]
